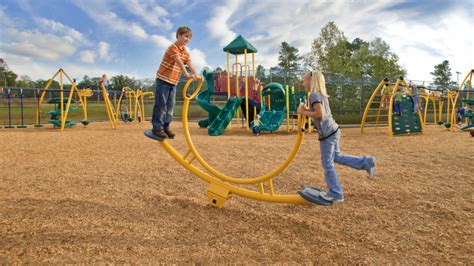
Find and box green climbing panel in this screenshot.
[391,95,422,135]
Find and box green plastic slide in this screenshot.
[253,109,286,132]
[208,97,243,136]
[196,70,222,128]
[196,89,221,128]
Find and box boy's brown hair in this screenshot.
[176,26,192,38]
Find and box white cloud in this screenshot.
[205,0,241,46]
[0,5,14,27]
[1,28,78,60]
[168,0,187,6]
[97,42,111,62]
[36,18,87,45]
[206,0,473,81]
[80,50,95,63]
[124,0,173,30]
[150,35,173,49]
[188,48,211,71]
[73,1,171,50]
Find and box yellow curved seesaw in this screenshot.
[145,78,308,207]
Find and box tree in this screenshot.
[214,66,223,72]
[35,79,60,89]
[0,58,18,86]
[278,42,301,85]
[110,75,139,90]
[16,75,35,88]
[305,22,346,70]
[430,60,452,88]
[77,75,101,89]
[278,42,301,72]
[367,38,406,80]
[255,65,266,81]
[201,66,212,74]
[304,23,405,80]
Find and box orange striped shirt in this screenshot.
[156,43,190,85]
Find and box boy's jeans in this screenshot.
[152,79,176,130]
[394,101,402,114]
[319,130,372,200]
[413,95,421,112]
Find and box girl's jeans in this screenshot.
[319,130,373,199]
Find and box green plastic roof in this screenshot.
[223,35,258,55]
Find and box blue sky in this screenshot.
[0,0,472,82]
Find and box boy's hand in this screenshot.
[192,74,203,81]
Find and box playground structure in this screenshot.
[361,77,424,136]
[197,35,313,136]
[451,69,474,135]
[35,68,117,131]
[115,87,153,123]
[146,78,309,208]
[0,68,159,131]
[418,87,457,129]
[418,69,473,134]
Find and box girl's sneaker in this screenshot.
[366,156,376,180]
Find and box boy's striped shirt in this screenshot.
[156,43,190,85]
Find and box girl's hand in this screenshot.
[297,103,306,114]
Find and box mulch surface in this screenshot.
[0,122,472,263]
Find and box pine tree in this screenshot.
[430,60,452,88]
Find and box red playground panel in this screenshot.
[214,72,263,104]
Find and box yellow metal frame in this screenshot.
[152,78,308,207]
[100,82,118,129]
[421,91,439,126]
[116,87,136,122]
[360,79,389,133]
[36,69,87,131]
[451,70,473,127]
[77,88,93,121]
[361,78,424,136]
[136,90,153,123]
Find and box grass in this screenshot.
[1,98,453,127]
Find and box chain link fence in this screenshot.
[1,72,435,126]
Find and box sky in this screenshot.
[0,0,472,83]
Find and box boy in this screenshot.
[151,26,201,140]
[252,115,262,136]
[410,82,421,114]
[380,78,390,108]
[393,89,403,116]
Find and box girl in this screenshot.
[297,70,376,203]
[101,74,109,95]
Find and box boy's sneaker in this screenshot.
[366,156,376,180]
[319,191,344,203]
[164,128,175,139]
[152,129,168,140]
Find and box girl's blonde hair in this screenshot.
[305,70,328,97]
